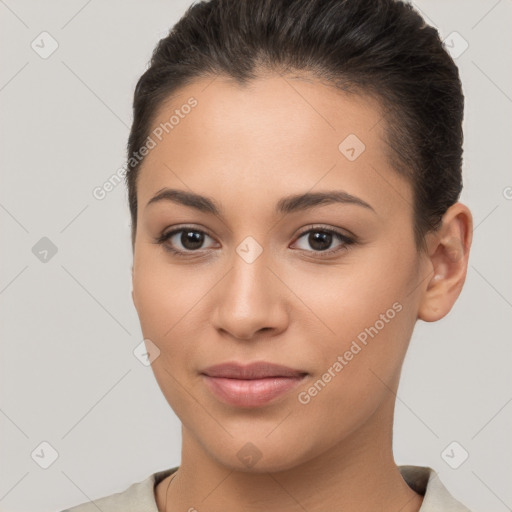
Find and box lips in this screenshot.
[202,362,307,379]
[201,362,307,407]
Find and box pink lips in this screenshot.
[201,362,307,408]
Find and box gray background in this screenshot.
[0,1,511,511]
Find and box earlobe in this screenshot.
[417,203,473,322]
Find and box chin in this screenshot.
[201,432,323,475]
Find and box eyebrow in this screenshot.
[145,188,376,216]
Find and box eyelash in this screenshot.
[153,225,356,259]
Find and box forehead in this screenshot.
[149,73,386,156]
[136,74,412,218]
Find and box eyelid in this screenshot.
[156,225,217,249]
[291,225,355,255]
[293,224,355,242]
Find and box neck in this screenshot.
[159,395,423,512]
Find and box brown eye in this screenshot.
[306,231,334,251]
[156,227,217,255]
[176,230,206,250]
[292,227,354,256]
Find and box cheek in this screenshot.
[133,248,203,339]
[132,249,221,389]
[288,246,418,389]
[290,283,414,452]
[289,252,415,343]
[132,252,206,415]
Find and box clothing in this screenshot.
[60,465,473,512]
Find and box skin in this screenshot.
[131,73,473,512]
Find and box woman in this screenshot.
[62,0,474,510]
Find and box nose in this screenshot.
[210,247,289,341]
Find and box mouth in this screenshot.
[200,362,308,408]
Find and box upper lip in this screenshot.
[201,362,307,379]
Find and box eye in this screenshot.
[154,227,217,256]
[292,226,355,256]
[154,224,355,258]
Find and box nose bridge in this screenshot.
[211,235,287,339]
[226,237,273,315]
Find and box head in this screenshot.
[128,0,472,472]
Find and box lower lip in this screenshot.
[202,375,305,407]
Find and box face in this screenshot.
[131,73,428,472]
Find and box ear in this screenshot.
[418,202,473,322]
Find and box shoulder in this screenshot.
[59,465,473,512]
[58,468,177,512]
[399,465,474,511]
